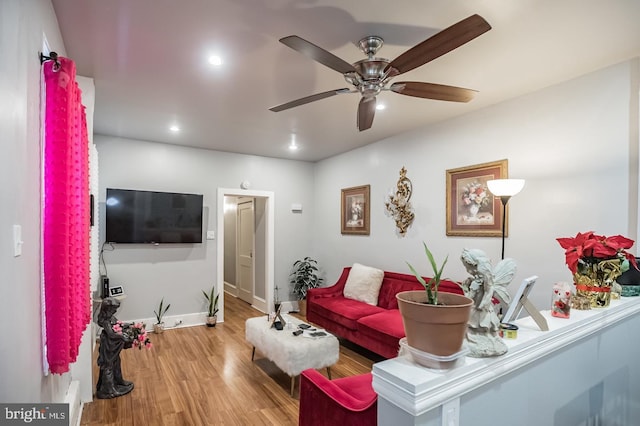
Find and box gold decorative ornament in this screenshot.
[385,167,415,235]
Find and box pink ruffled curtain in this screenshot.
[42,57,91,374]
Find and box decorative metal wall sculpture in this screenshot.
[385,167,415,235]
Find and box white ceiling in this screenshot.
[51,0,640,162]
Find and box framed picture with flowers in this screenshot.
[341,185,370,235]
[446,159,507,237]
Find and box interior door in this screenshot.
[237,199,254,304]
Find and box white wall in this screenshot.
[95,136,315,321]
[313,59,640,311]
[0,0,77,404]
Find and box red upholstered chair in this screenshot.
[299,369,377,426]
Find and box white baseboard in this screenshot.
[224,281,237,296]
[123,312,222,331]
[65,380,82,426]
[252,295,267,313]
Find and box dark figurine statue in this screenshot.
[96,297,134,399]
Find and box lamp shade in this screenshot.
[487,179,525,197]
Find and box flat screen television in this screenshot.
[106,188,203,244]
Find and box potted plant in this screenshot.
[397,242,473,357]
[557,231,638,308]
[290,257,324,316]
[202,285,220,327]
[153,298,170,334]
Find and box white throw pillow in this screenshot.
[343,263,384,306]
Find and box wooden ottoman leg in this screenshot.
[291,376,296,396]
[326,367,331,380]
[251,347,255,361]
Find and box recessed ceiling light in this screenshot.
[289,133,298,151]
[169,125,180,132]
[376,103,386,111]
[208,55,223,66]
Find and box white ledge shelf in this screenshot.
[372,296,640,417]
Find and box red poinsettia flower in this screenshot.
[556,231,638,274]
[557,231,595,273]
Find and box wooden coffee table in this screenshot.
[245,314,339,395]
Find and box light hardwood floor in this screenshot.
[80,294,380,425]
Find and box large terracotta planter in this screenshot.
[396,291,473,357]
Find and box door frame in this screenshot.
[216,188,274,321]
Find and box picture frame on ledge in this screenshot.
[341,185,370,235]
[446,159,507,237]
[503,275,549,331]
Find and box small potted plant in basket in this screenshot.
[290,257,323,316]
[398,242,473,357]
[202,285,220,327]
[153,298,170,334]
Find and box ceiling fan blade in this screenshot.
[387,14,491,75]
[269,88,352,112]
[279,36,357,75]
[357,97,376,131]
[390,82,476,102]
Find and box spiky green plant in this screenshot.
[153,298,171,324]
[202,285,219,317]
[406,242,449,305]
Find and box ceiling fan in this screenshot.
[269,14,491,131]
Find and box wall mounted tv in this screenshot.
[106,188,203,244]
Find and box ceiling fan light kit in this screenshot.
[270,14,491,131]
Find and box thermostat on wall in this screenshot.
[109,285,124,297]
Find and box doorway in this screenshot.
[216,188,274,323]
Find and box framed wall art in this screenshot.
[341,185,370,235]
[446,159,507,237]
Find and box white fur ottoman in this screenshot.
[245,314,339,395]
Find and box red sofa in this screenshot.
[306,267,463,359]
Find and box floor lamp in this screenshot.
[487,179,525,259]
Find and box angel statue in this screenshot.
[460,248,517,357]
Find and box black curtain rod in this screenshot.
[39,51,60,70]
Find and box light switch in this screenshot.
[13,225,23,257]
[206,231,215,240]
